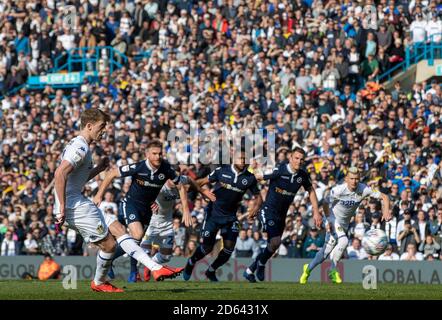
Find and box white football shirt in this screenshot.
[328,182,381,229]
[149,176,189,230]
[54,136,94,211]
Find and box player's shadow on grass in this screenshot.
[129,288,233,293]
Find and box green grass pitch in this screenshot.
[0,280,441,300]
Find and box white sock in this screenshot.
[330,237,348,270]
[94,250,114,285]
[116,234,162,271]
[246,268,253,275]
[308,233,336,271]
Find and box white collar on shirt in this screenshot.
[286,163,297,175]
[145,159,159,174]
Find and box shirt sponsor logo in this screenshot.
[275,187,296,196]
[222,174,232,179]
[220,182,243,193]
[136,179,163,188]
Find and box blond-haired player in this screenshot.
[54,109,180,293]
[299,167,391,284]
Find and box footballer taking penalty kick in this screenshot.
[299,167,391,284]
[54,110,181,293]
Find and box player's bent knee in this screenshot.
[269,237,281,252]
[108,221,127,238]
[96,234,117,253]
[222,241,236,252]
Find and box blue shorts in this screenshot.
[258,205,285,239]
[119,198,152,227]
[201,207,240,246]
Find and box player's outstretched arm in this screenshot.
[247,194,263,221]
[177,183,192,227]
[380,192,392,222]
[189,176,216,202]
[87,157,110,181]
[93,167,120,207]
[54,160,74,226]
[309,188,323,228]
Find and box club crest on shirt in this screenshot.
[297,177,303,183]
[158,173,165,180]
[242,178,248,185]
[96,223,104,234]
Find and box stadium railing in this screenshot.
[376,33,442,83]
[0,46,129,99]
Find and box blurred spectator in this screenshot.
[173,217,186,250]
[291,215,308,258]
[232,229,259,259]
[396,209,415,240]
[253,231,267,253]
[418,235,441,259]
[302,227,324,258]
[378,244,400,260]
[184,240,197,258]
[400,243,424,261]
[23,232,39,255]
[1,230,18,256]
[413,210,431,243]
[98,191,119,216]
[397,220,421,255]
[349,212,370,240]
[41,225,67,256]
[346,238,368,260]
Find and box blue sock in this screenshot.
[130,257,138,273]
[190,245,208,265]
[111,244,125,263]
[258,247,274,266]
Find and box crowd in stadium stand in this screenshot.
[0,0,441,262]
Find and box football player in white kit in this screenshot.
[141,177,193,281]
[299,167,391,284]
[54,109,181,293]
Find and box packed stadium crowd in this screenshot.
[0,0,441,263]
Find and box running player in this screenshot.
[54,110,180,293]
[93,140,214,282]
[141,176,199,281]
[299,167,391,284]
[182,150,263,282]
[244,147,322,282]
